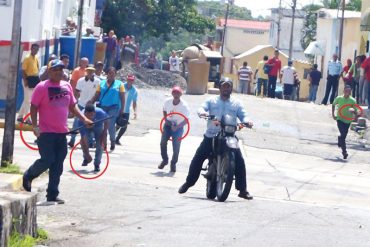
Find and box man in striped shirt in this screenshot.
[238,62,253,94]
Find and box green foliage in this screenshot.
[346,0,362,11]
[8,228,48,247]
[321,0,339,9]
[301,4,322,50]
[197,1,253,20]
[35,228,48,244]
[0,162,21,174]
[101,0,215,41]
[321,0,362,11]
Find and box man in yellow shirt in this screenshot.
[18,43,40,123]
[254,55,269,97]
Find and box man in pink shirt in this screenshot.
[22,59,92,204]
[266,49,282,98]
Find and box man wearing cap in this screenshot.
[78,104,108,172]
[332,85,359,159]
[178,78,254,200]
[69,65,101,147]
[280,60,297,100]
[115,74,138,145]
[39,54,57,81]
[22,59,93,204]
[158,86,190,172]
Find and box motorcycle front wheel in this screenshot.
[216,150,235,202]
[206,178,217,199]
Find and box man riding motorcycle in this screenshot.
[178,77,253,200]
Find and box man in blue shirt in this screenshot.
[322,54,342,105]
[78,104,108,172]
[115,74,138,145]
[178,78,253,200]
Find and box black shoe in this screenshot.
[110,143,115,151]
[158,161,168,169]
[343,152,348,159]
[94,166,100,172]
[178,183,190,194]
[170,164,176,173]
[238,191,253,200]
[338,137,341,148]
[47,197,65,204]
[115,139,122,145]
[22,175,32,192]
[82,159,89,166]
[68,140,75,148]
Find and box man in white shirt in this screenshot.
[169,50,180,73]
[158,86,190,172]
[280,60,297,100]
[68,65,101,147]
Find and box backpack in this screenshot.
[263,63,271,75]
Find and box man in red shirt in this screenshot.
[361,56,370,108]
[266,49,282,98]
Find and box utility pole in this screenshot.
[74,0,84,68]
[288,0,297,59]
[338,0,345,60]
[221,0,233,56]
[1,0,23,166]
[277,0,282,49]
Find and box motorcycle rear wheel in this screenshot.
[216,150,235,202]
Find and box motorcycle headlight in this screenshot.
[224,125,236,134]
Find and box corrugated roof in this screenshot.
[218,19,270,30]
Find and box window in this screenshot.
[0,0,11,6]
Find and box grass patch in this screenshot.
[0,162,21,174]
[9,228,48,247]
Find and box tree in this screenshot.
[196,1,254,20]
[101,0,215,41]
[301,4,322,50]
[321,0,362,11]
[346,0,361,11]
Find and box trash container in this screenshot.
[59,36,97,69]
[186,59,210,95]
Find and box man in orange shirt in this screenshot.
[70,57,89,91]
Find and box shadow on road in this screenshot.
[67,169,97,175]
[184,196,239,203]
[150,171,175,177]
[323,157,348,163]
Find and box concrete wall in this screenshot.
[223,27,270,58]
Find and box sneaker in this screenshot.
[238,191,253,200]
[94,166,100,172]
[158,160,168,169]
[343,152,348,160]
[178,182,190,194]
[68,140,75,148]
[22,175,32,192]
[115,139,121,145]
[110,143,115,151]
[47,197,65,204]
[82,159,89,166]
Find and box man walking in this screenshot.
[18,43,40,123]
[322,54,342,105]
[332,85,358,159]
[22,59,92,203]
[103,30,117,71]
[158,86,190,173]
[237,62,253,94]
[115,74,138,145]
[78,104,108,172]
[178,78,253,200]
[266,50,282,98]
[308,64,322,103]
[169,50,180,73]
[254,55,269,97]
[280,60,297,100]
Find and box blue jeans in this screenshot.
[309,84,319,102]
[268,75,277,98]
[104,50,113,71]
[101,105,119,144]
[160,125,184,165]
[83,128,104,167]
[257,78,268,96]
[24,133,67,200]
[70,105,93,145]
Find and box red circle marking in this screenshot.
[19,113,38,151]
[69,141,110,180]
[159,112,190,141]
[338,104,363,121]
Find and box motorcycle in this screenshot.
[201,114,252,202]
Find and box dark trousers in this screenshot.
[268,75,277,98]
[24,133,67,200]
[160,125,184,166]
[116,113,130,142]
[185,136,247,192]
[322,75,339,105]
[368,82,370,108]
[337,120,350,154]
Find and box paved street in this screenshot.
[3,89,370,246]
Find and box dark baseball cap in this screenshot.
[48,59,65,69]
